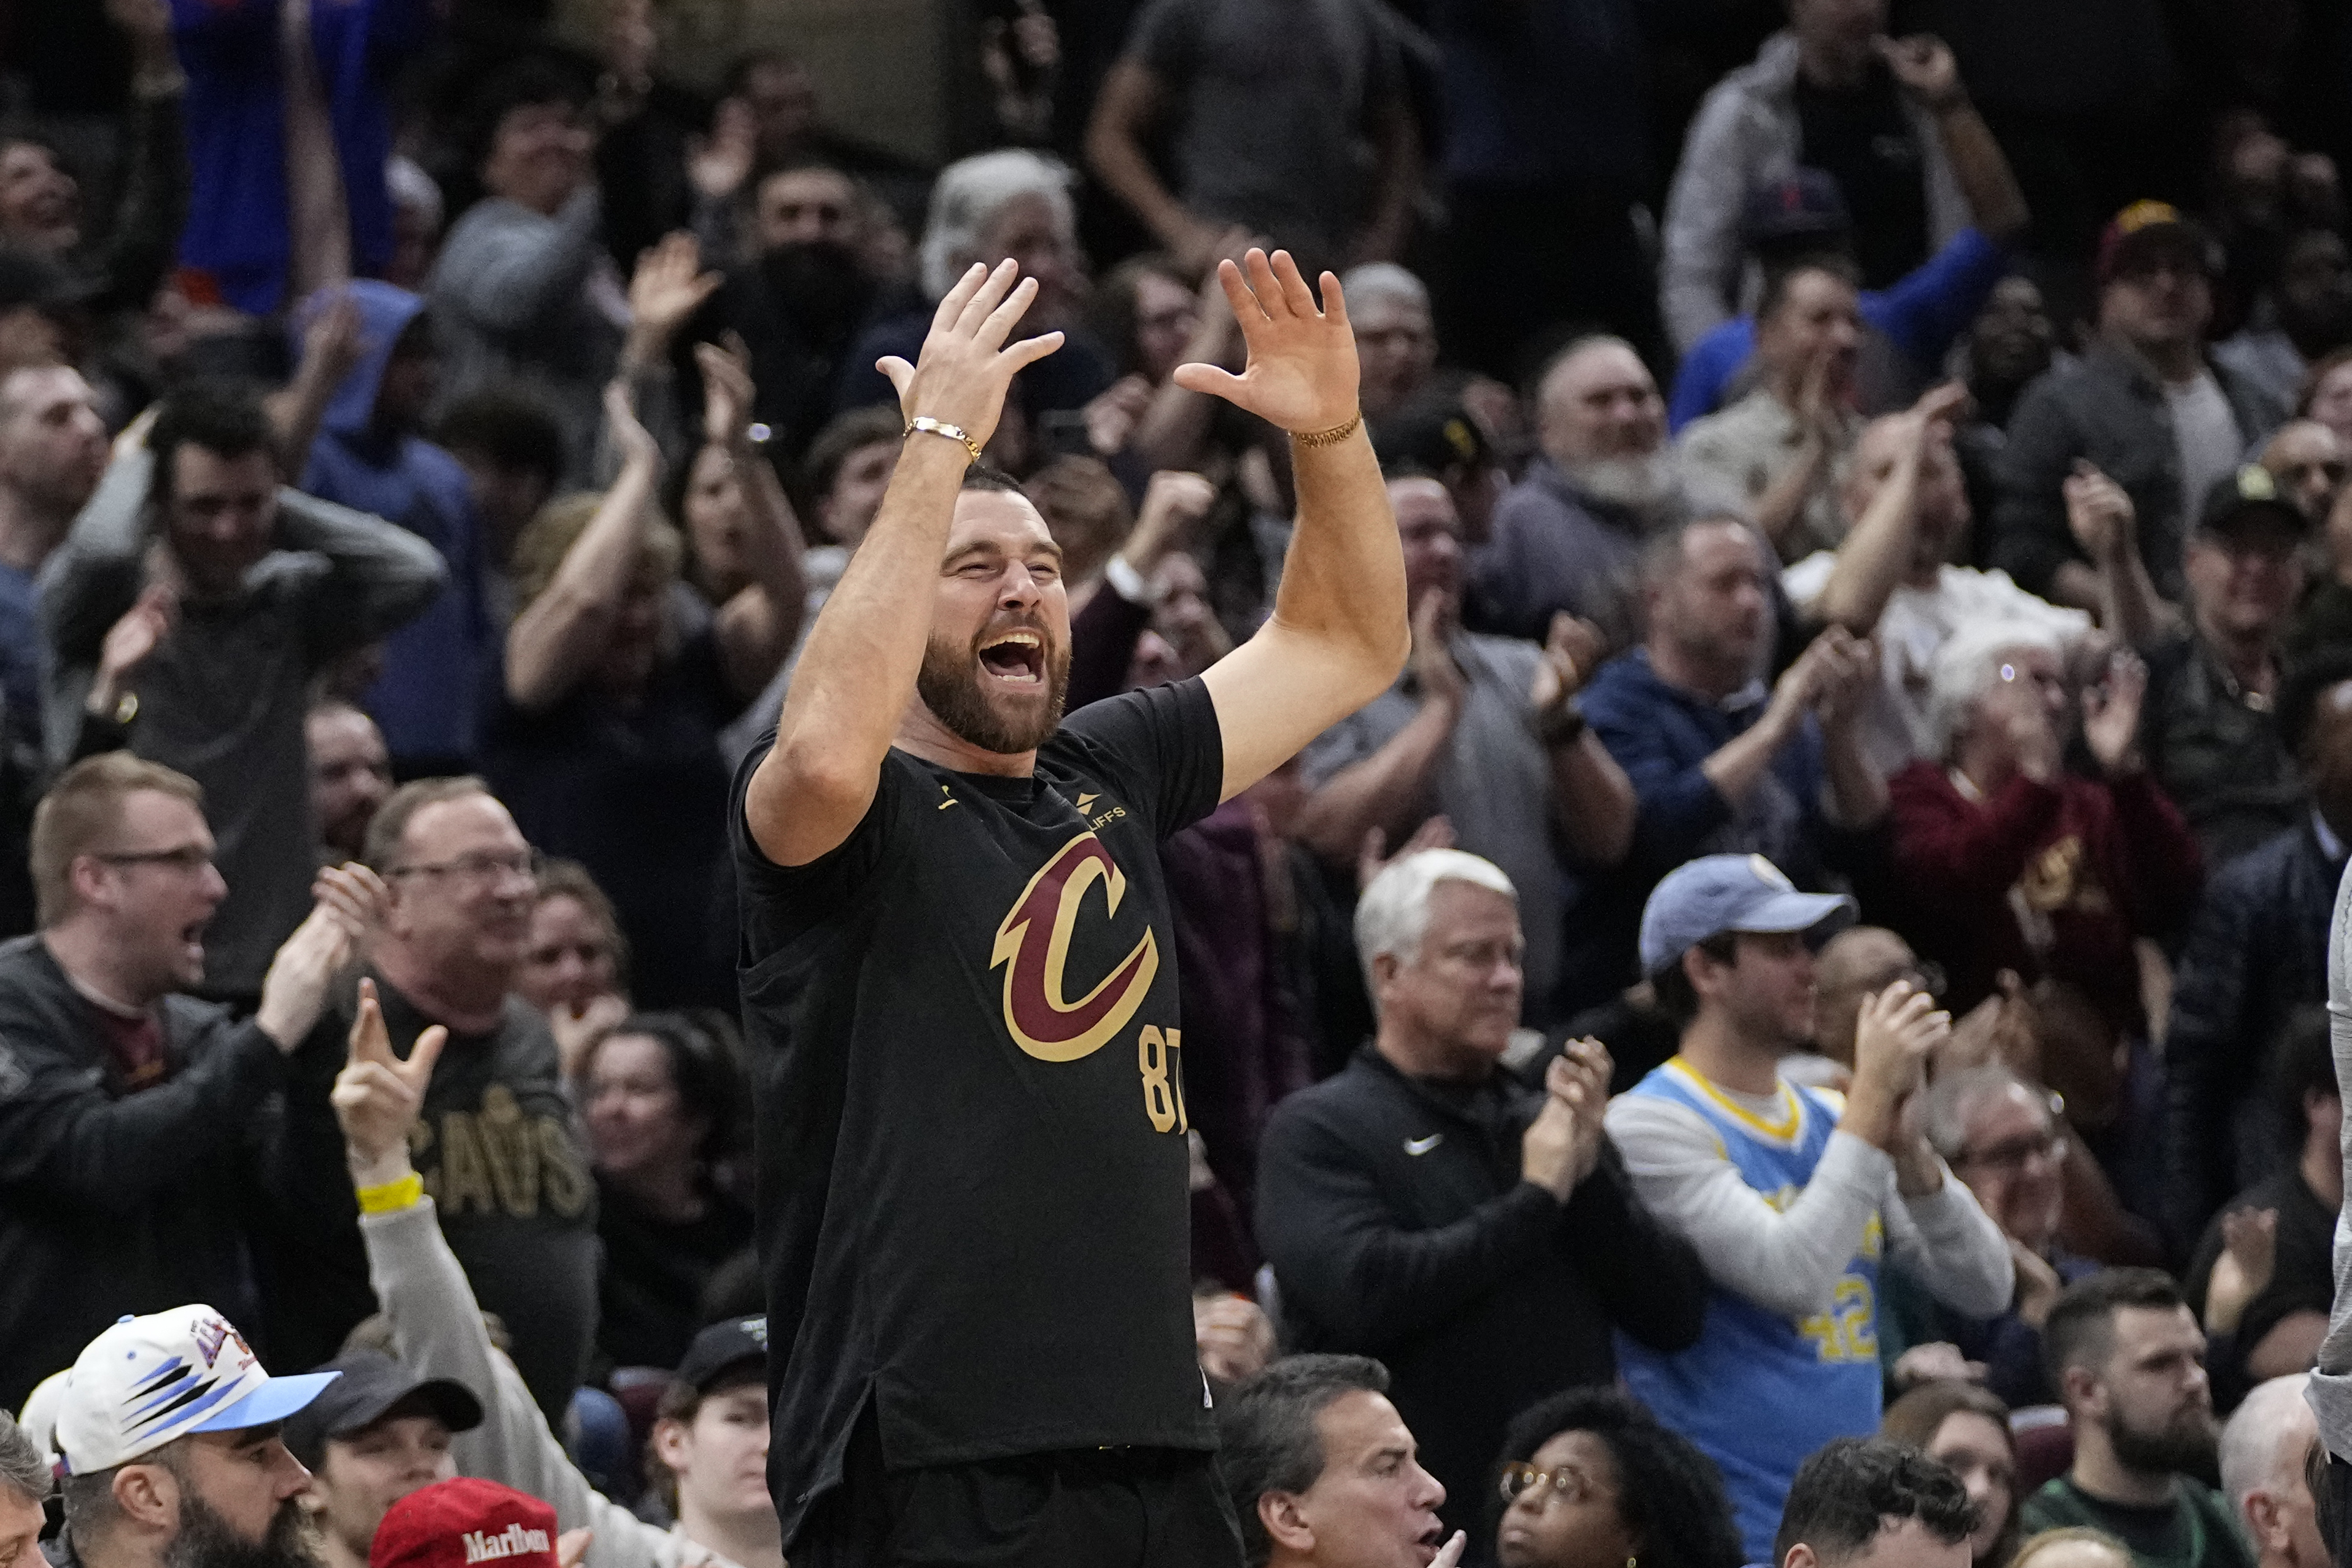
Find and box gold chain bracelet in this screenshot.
[1292,411,1364,449]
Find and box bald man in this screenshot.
[2221,1375,2331,1568]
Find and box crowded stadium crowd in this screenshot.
[4,0,2352,1563]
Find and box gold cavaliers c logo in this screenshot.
[989,831,1159,1062]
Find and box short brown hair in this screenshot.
[534,858,630,993]
[30,753,206,928]
[363,776,493,872]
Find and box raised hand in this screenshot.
[1125,470,1216,568]
[604,380,661,475]
[878,258,1065,451]
[1846,981,1951,1151]
[255,868,382,1052]
[626,232,722,359]
[1551,1038,1613,1187]
[1357,814,1455,893]
[2063,461,2135,562]
[1530,611,1604,716]
[333,977,449,1181]
[1171,249,1360,436]
[551,992,629,1082]
[1876,34,1963,110]
[298,289,367,395]
[1409,586,1467,713]
[695,333,758,447]
[688,98,758,203]
[89,583,175,716]
[2082,650,2146,778]
[1811,631,1878,734]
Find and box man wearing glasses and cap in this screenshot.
[49,1306,341,1568]
[1604,852,2012,1562]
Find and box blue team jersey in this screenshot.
[1615,1058,1886,1561]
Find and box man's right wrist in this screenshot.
[350,1152,417,1194]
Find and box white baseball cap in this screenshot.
[54,1307,340,1475]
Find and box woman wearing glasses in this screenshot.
[1489,1388,1743,1568]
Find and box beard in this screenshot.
[1566,451,1679,521]
[2106,1403,2218,1478]
[760,240,875,353]
[914,621,1070,755]
[164,1491,318,1568]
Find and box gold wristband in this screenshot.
[1291,411,1363,449]
[355,1172,424,1215]
[906,416,985,465]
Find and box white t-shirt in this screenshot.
[1782,554,2093,776]
[2165,370,2243,514]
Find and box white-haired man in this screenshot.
[838,149,1116,425]
[0,1410,45,1568]
[2222,1374,2331,1568]
[1606,852,2012,1559]
[1467,335,1707,648]
[1256,848,1707,1545]
[50,1306,337,1568]
[1338,264,1437,420]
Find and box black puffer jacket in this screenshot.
[2165,817,2343,1248]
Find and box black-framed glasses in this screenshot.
[387,848,545,886]
[93,845,215,872]
[1498,1462,1603,1507]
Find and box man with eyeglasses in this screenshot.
[0,753,376,1411]
[260,776,595,1422]
[1900,1063,2098,1407]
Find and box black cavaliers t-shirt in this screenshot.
[731,677,1225,1532]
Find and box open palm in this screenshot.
[1173,250,1360,435]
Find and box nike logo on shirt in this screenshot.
[1403,1133,1443,1156]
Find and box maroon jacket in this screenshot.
[1887,762,2204,1033]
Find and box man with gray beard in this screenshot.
[1467,335,1719,651]
[49,1306,336,1568]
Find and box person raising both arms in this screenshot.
[734,248,1410,1567]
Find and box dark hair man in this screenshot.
[1773,1438,1976,1568]
[1215,1356,1459,1568]
[284,1353,484,1568]
[39,379,444,1005]
[736,249,1409,1565]
[2022,1270,2254,1568]
[1607,853,2012,1558]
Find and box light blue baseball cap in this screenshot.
[1638,853,1857,976]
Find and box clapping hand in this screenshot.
[626,233,723,360]
[333,977,449,1184]
[2063,461,2135,562]
[255,864,385,1052]
[2081,650,2146,778]
[1173,249,1360,436]
[696,333,758,447]
[1876,34,1963,111]
[1530,612,1604,716]
[1846,982,1950,1151]
[1357,815,1455,893]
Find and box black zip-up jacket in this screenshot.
[0,936,276,1411]
[1256,1047,1709,1546]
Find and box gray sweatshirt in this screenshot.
[38,450,445,994]
[361,1197,746,1568]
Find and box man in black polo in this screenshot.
[1254,847,1707,1545]
[732,251,1410,1566]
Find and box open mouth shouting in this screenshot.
[977,627,1047,689]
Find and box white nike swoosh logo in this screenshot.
[1403,1134,1443,1156]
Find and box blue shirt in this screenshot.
[0,564,43,761]
[1617,1060,1884,1561]
[1562,648,1841,1014]
[1668,228,2009,432]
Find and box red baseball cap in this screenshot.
[371,1479,560,1568]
